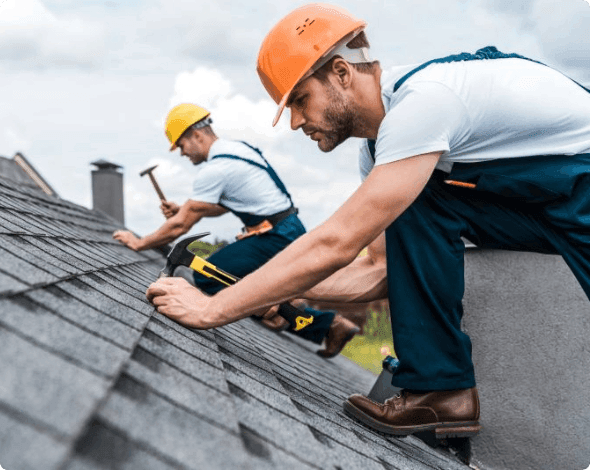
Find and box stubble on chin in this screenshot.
[319,86,356,152]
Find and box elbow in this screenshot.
[314,228,362,272]
[168,220,190,238]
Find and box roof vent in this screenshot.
[91,159,123,171]
[91,159,125,224]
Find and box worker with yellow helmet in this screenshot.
[147,3,590,439]
[114,102,360,357]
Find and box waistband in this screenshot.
[262,206,298,227]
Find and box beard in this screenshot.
[315,82,356,152]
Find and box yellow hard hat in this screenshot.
[165,103,211,151]
[257,4,366,126]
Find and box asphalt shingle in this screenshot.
[0,326,109,438]
[23,285,141,348]
[0,245,59,286]
[67,420,184,470]
[0,297,129,377]
[97,376,250,470]
[0,410,69,470]
[0,270,29,295]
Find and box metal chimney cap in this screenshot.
[91,159,123,171]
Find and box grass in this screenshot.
[186,240,227,259]
[340,303,396,375]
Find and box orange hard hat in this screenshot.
[257,3,366,126]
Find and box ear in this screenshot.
[192,129,205,143]
[330,58,353,89]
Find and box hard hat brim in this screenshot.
[272,91,291,127]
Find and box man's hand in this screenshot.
[160,201,180,219]
[146,278,215,329]
[113,230,142,251]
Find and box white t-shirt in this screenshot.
[192,139,292,215]
[360,58,590,180]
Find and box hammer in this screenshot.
[140,165,167,202]
[158,235,316,331]
[159,232,210,278]
[184,240,315,332]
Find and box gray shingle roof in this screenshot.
[0,173,470,470]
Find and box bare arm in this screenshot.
[113,200,227,251]
[301,232,387,303]
[147,152,441,328]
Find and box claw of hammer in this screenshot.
[140,165,167,202]
[159,232,210,278]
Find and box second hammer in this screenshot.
[140,164,167,202]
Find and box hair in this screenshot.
[313,31,380,81]
[179,121,216,141]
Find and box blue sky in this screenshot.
[1,0,589,241]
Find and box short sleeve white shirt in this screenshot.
[360,58,590,180]
[191,139,292,215]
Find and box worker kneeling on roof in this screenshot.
[114,103,360,357]
[147,3,590,439]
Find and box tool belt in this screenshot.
[236,207,298,240]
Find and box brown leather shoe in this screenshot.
[317,314,360,358]
[344,388,481,438]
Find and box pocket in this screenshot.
[447,158,581,204]
[474,173,565,204]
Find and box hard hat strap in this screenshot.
[305,31,371,80]
[191,116,213,129]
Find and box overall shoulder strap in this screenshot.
[393,46,590,94]
[211,142,294,206]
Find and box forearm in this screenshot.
[136,216,197,251]
[302,255,387,303]
[204,222,361,327]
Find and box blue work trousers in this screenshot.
[193,214,334,343]
[386,154,590,391]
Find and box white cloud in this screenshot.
[0,0,105,68]
[168,66,291,147]
[0,126,31,155]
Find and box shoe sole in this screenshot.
[316,326,360,359]
[343,401,481,438]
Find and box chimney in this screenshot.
[91,159,125,224]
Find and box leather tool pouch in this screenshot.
[236,219,274,240]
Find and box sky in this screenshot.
[0,0,589,242]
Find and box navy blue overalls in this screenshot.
[369,47,590,391]
[193,141,334,344]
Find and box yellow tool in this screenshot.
[294,315,313,331]
[189,256,239,287]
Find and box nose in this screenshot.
[290,107,305,131]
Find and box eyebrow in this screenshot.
[286,84,304,107]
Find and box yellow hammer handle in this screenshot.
[189,257,239,287]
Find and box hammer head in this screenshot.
[159,232,210,278]
[140,164,158,177]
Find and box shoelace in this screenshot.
[384,391,406,409]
